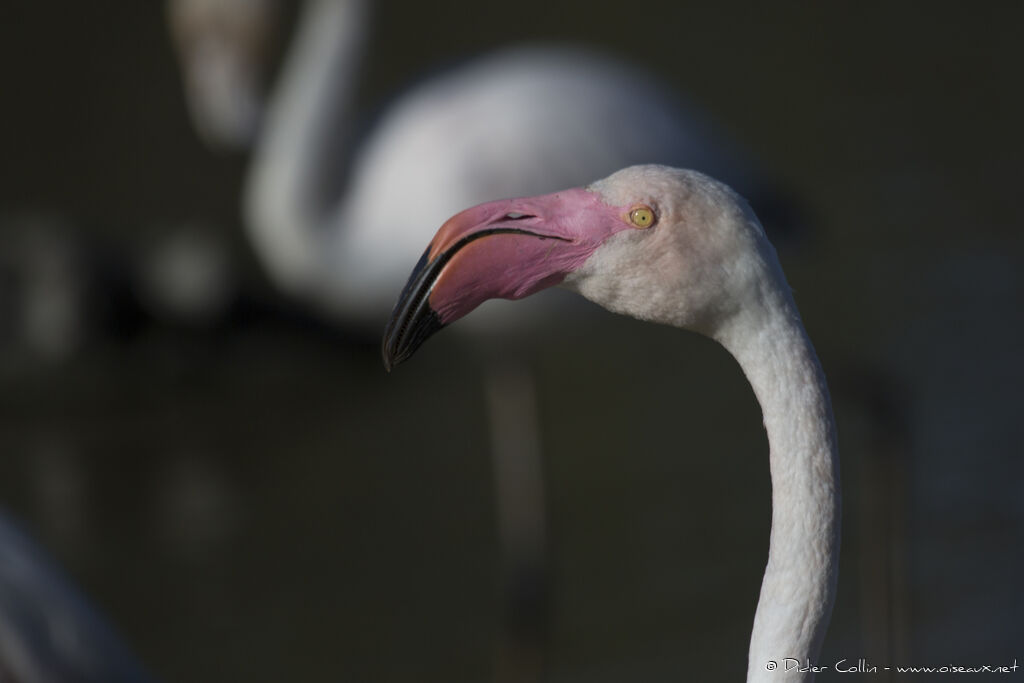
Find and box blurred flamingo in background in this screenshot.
[168,1,803,678]
[0,511,154,683]
[167,0,799,328]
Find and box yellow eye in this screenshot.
[628,206,655,229]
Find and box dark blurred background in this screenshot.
[0,1,1021,681]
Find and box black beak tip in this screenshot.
[381,305,445,372]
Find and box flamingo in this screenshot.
[383,165,841,682]
[170,2,806,675]
[166,0,279,148]
[170,0,798,327]
[0,511,154,683]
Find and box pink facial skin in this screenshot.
[426,187,634,324]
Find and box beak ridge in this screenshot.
[381,187,615,370]
[381,248,445,371]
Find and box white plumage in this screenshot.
[237,0,789,328]
[382,165,841,681]
[535,167,840,682]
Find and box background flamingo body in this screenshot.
[169,0,797,329]
[0,513,153,683]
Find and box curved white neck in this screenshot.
[715,289,840,683]
[243,0,367,296]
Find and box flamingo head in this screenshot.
[167,0,279,148]
[382,165,780,370]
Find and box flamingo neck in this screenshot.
[244,0,368,296]
[714,289,840,683]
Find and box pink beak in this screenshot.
[382,187,629,370]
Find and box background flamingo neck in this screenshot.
[715,291,840,683]
[244,0,368,296]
